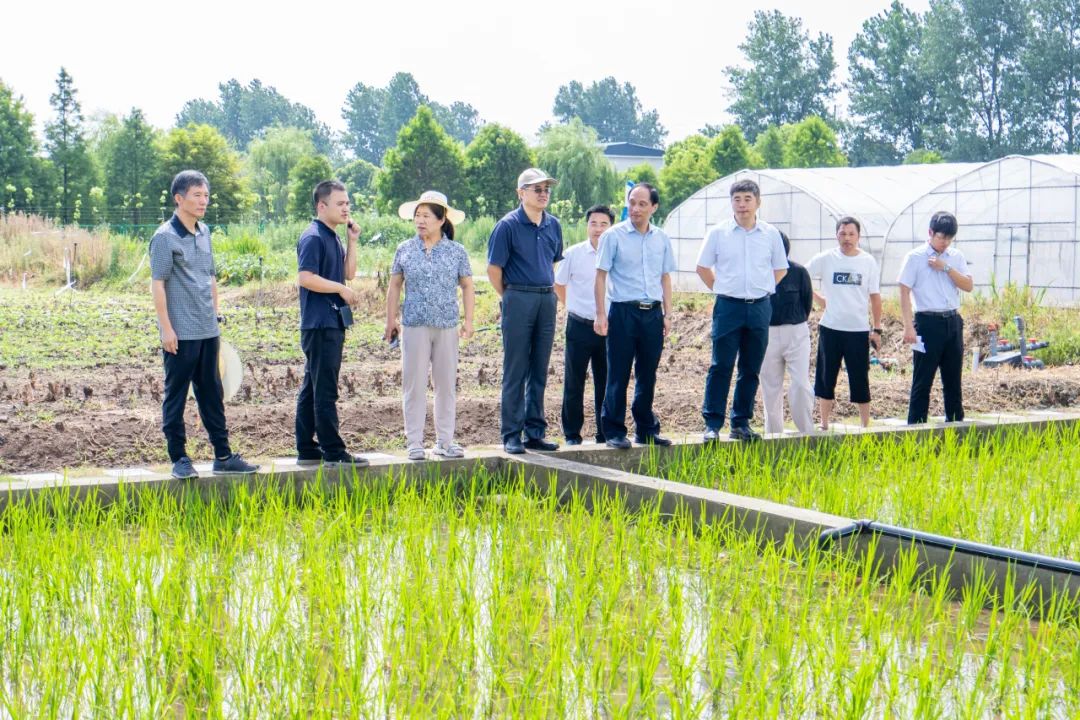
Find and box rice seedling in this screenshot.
[0,466,1078,717]
[651,423,1080,559]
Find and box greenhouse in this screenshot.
[663,155,1080,302]
[883,155,1080,302]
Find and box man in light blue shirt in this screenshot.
[594,183,676,448]
[696,179,788,441]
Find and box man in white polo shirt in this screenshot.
[807,216,882,430]
[554,204,613,445]
[898,211,973,424]
[696,179,788,442]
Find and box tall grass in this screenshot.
[1,470,1078,716]
[652,424,1080,558]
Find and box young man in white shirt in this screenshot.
[898,211,973,424]
[554,204,613,445]
[806,216,882,429]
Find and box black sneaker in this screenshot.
[504,437,525,454]
[605,437,632,450]
[324,453,370,468]
[296,455,323,467]
[524,438,559,451]
[171,456,198,479]
[635,434,673,447]
[212,453,260,475]
[729,426,762,442]
[564,437,583,446]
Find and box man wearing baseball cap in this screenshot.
[487,168,564,454]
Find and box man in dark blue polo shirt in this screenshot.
[487,168,564,454]
[295,180,368,467]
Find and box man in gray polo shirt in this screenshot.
[150,170,258,479]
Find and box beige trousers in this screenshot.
[760,322,814,434]
[401,325,459,449]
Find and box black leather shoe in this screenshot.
[564,438,582,446]
[635,434,673,447]
[605,436,632,450]
[729,426,762,442]
[524,438,559,451]
[504,437,526,454]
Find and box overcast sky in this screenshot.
[4,0,931,145]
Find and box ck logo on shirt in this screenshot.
[832,271,863,286]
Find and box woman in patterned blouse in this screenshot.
[385,191,475,460]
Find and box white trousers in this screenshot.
[401,325,459,449]
[760,322,814,434]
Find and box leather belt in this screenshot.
[718,294,769,304]
[505,284,553,293]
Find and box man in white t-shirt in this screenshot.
[554,204,613,444]
[806,216,882,429]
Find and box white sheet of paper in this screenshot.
[911,335,926,353]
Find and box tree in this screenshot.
[104,108,162,224]
[552,77,666,146]
[246,127,315,220]
[432,101,481,145]
[922,0,1033,158]
[1025,0,1080,152]
[159,124,251,223]
[336,158,379,193]
[708,125,759,176]
[176,78,334,154]
[464,124,535,217]
[725,11,838,140]
[904,149,945,164]
[341,82,387,164]
[753,125,793,168]
[375,106,466,214]
[623,162,660,187]
[288,155,335,220]
[45,67,97,223]
[783,116,847,167]
[535,119,621,218]
[847,1,942,161]
[659,135,719,219]
[342,72,481,163]
[0,80,42,213]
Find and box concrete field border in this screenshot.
[3,413,1080,613]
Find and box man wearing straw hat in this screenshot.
[150,169,259,479]
[487,168,564,455]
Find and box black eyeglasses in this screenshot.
[527,185,552,195]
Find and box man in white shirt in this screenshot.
[807,217,883,429]
[898,211,973,424]
[696,179,788,442]
[554,204,613,445]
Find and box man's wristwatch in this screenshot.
[943,263,953,273]
[216,314,226,325]
[872,328,882,334]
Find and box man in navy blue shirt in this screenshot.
[295,180,367,467]
[487,168,564,454]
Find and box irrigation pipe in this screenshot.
[819,519,1080,575]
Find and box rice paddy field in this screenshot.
[3,456,1080,718]
[649,424,1080,561]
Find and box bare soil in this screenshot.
[2,296,1078,474]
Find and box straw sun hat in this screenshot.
[397,190,466,225]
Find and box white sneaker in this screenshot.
[407,447,426,461]
[433,442,465,459]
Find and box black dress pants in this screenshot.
[908,312,965,424]
[162,337,232,463]
[296,328,347,459]
[561,314,607,443]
